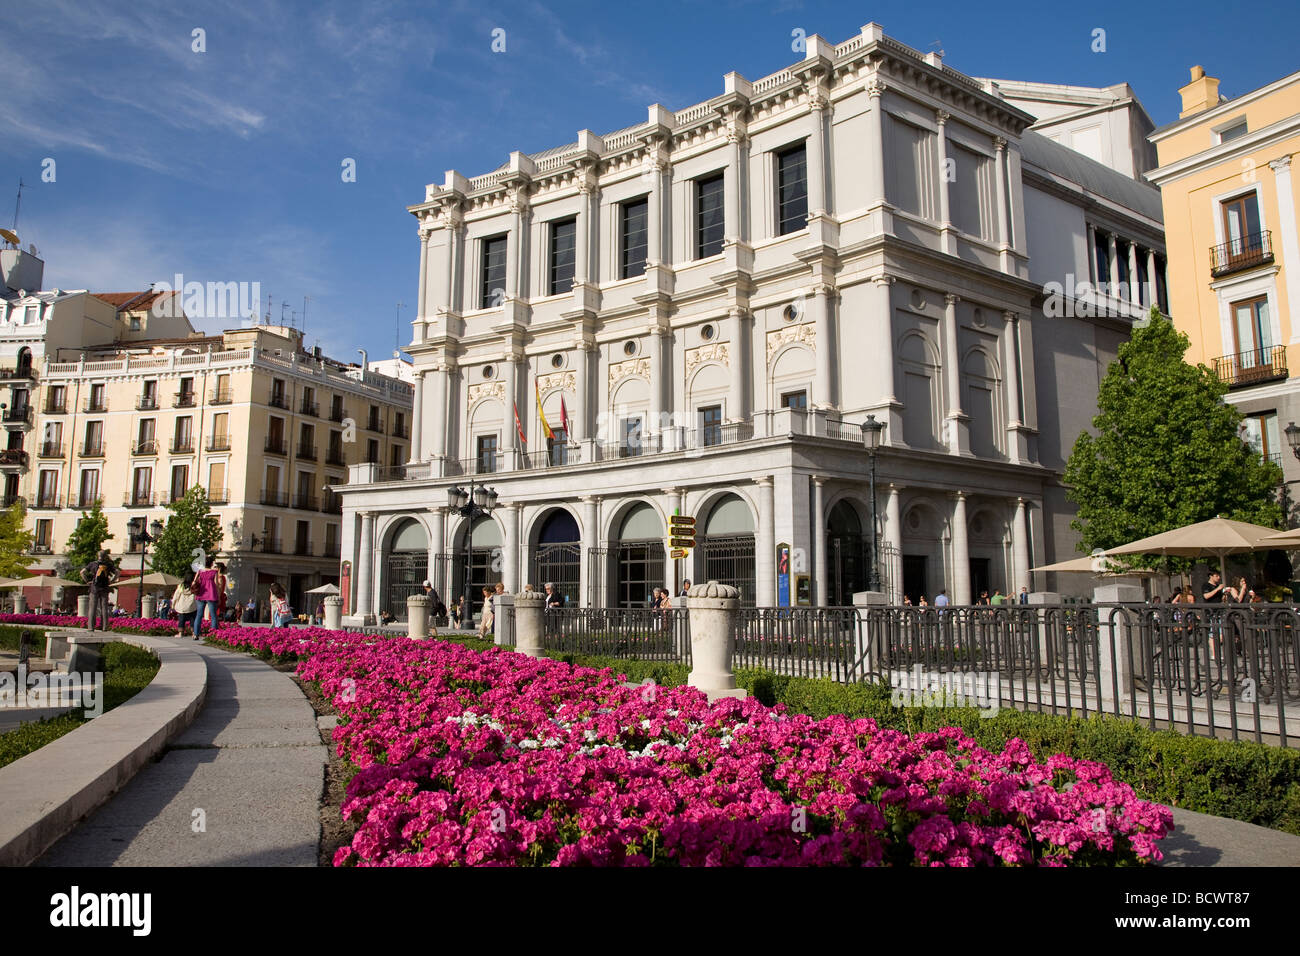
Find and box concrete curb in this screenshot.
[0,631,207,866]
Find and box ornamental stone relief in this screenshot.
[607,357,651,391]
[536,370,576,393]
[467,381,504,404]
[766,323,816,364]
[685,343,729,377]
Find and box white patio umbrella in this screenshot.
[1104,516,1284,584]
[305,582,340,596]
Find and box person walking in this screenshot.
[170,571,198,635]
[269,583,292,628]
[544,582,563,611]
[477,587,495,639]
[214,562,229,622]
[1018,587,1029,605]
[191,555,220,639]
[81,550,118,632]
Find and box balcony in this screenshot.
[300,400,319,417]
[1,494,24,508]
[1211,231,1273,278]
[366,419,384,434]
[209,387,232,405]
[67,494,97,510]
[207,487,230,505]
[29,543,52,555]
[328,407,346,423]
[37,441,64,458]
[292,493,318,511]
[324,542,341,559]
[2,405,31,425]
[0,365,35,382]
[136,395,159,411]
[269,393,290,410]
[1213,346,1288,389]
[170,439,195,455]
[320,494,342,515]
[296,443,317,461]
[293,538,313,556]
[132,439,159,456]
[0,449,29,468]
[325,448,347,466]
[392,423,410,440]
[79,441,105,458]
[206,435,232,452]
[30,493,59,510]
[257,537,283,554]
[123,492,155,507]
[264,437,288,456]
[261,490,289,508]
[43,398,66,414]
[83,397,107,413]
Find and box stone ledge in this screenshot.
[0,630,208,866]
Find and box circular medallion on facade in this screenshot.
[551,353,564,368]
[701,324,716,341]
[782,303,799,322]
[623,340,637,356]
[482,364,495,379]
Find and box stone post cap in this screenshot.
[514,590,546,606]
[324,595,342,605]
[688,580,740,599]
[407,594,430,605]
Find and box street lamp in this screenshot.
[447,480,498,628]
[860,415,885,593]
[127,517,164,614]
[1285,422,1300,459]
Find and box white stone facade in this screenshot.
[335,23,1165,620]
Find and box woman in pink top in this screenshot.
[192,556,219,639]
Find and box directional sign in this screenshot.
[670,548,689,560]
[668,538,696,549]
[668,514,696,550]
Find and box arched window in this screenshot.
[699,494,756,604]
[899,333,941,449]
[533,509,580,603]
[963,349,1003,458]
[615,502,664,607]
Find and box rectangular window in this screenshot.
[38,470,58,507]
[1242,412,1281,465]
[776,143,808,236]
[34,519,51,549]
[366,439,379,464]
[208,461,226,499]
[1231,296,1272,362]
[132,467,152,504]
[480,234,508,308]
[620,198,648,279]
[213,412,228,439]
[142,380,157,406]
[47,385,65,412]
[296,520,311,554]
[214,373,231,403]
[548,427,568,466]
[780,390,808,410]
[170,465,189,502]
[549,218,577,295]
[1218,120,1248,143]
[79,470,98,507]
[1094,231,1111,284]
[88,383,105,411]
[695,173,725,259]
[1221,193,1264,258]
[265,463,281,495]
[174,416,193,451]
[700,404,723,447]
[84,420,103,454]
[179,376,194,403]
[476,434,498,473]
[620,416,643,457]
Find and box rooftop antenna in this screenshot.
[11,178,24,233]
[264,292,272,324]
[281,301,290,324]
[302,295,309,336]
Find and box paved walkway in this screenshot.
[36,642,326,867]
[1159,807,1300,866]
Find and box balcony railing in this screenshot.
[269,393,290,410]
[261,490,289,508]
[324,542,341,558]
[2,405,31,424]
[1,494,25,508]
[300,400,319,417]
[124,492,155,507]
[1213,346,1288,388]
[29,543,52,555]
[0,450,29,467]
[209,387,232,404]
[80,441,105,458]
[43,398,66,414]
[321,495,343,515]
[292,494,318,511]
[136,395,159,411]
[329,406,345,423]
[0,365,35,381]
[37,442,64,458]
[392,423,410,439]
[174,391,197,408]
[207,487,230,505]
[67,494,97,510]
[293,538,313,556]
[264,437,287,455]
[325,448,346,466]
[1211,230,1273,278]
[296,443,317,460]
[170,439,195,454]
[206,435,232,452]
[366,419,384,433]
[257,537,283,554]
[30,494,59,510]
[83,397,107,413]
[132,439,159,456]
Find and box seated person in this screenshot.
[378,608,396,625]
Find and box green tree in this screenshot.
[0,499,34,578]
[1064,308,1283,567]
[65,499,114,569]
[151,486,223,578]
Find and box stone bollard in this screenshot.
[141,593,157,619]
[77,594,90,619]
[1093,583,1143,708]
[494,593,514,646]
[851,591,889,679]
[406,594,430,639]
[512,590,546,657]
[324,595,342,630]
[13,593,26,614]
[686,581,748,701]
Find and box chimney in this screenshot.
[1179,65,1222,118]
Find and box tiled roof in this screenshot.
[93,290,174,311]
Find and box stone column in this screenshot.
[725,128,745,243]
[1012,497,1030,596]
[324,595,342,629]
[647,153,669,268]
[649,323,668,444]
[884,484,902,604]
[870,275,898,436]
[728,308,749,422]
[663,486,684,593]
[1145,249,1158,311]
[935,111,955,253]
[755,476,775,606]
[506,191,526,301]
[1270,157,1300,343]
[812,476,828,606]
[416,230,430,322]
[574,178,591,286]
[512,590,545,657]
[504,502,522,593]
[572,343,589,444]
[429,365,448,460]
[994,137,1011,271]
[494,592,514,645]
[1127,241,1141,305]
[685,581,748,701]
[407,594,430,639]
[951,493,970,605]
[1092,583,1144,706]
[76,594,90,618]
[447,208,466,314]
[355,511,376,622]
[580,495,599,608]
[502,349,519,461]
[429,507,446,593]
[942,293,967,455]
[806,87,828,221]
[1086,223,1097,284]
[1107,233,1120,294]
[865,74,889,231]
[13,593,26,614]
[811,285,834,408]
[1002,310,1024,463]
[409,371,424,463]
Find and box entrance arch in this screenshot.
[453,515,502,619]
[531,508,580,605]
[383,517,427,620]
[615,502,664,607]
[827,499,869,606]
[698,493,756,604]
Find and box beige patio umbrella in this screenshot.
[1260,527,1300,549]
[0,574,87,588]
[111,571,182,590]
[1105,516,1284,583]
[1030,549,1155,575]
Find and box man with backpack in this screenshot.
[81,550,119,632]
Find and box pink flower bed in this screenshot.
[206,624,1173,867]
[0,613,188,636]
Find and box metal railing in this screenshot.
[123,492,154,507]
[170,439,195,454]
[292,493,317,511]
[734,607,861,680]
[321,494,343,514]
[300,400,319,417]
[132,439,158,456]
[294,538,313,555]
[261,490,289,507]
[0,365,35,381]
[1,494,25,508]
[2,405,31,424]
[0,450,29,467]
[296,443,316,460]
[206,436,231,452]
[79,441,105,457]
[37,442,64,458]
[136,395,159,410]
[329,406,346,423]
[67,494,97,509]
[82,397,107,413]
[30,493,59,509]
[542,607,690,661]
[173,391,197,408]
[269,393,290,410]
[43,399,66,414]
[209,387,232,404]
[1212,345,1287,388]
[325,449,347,466]
[264,437,288,455]
[207,487,230,504]
[258,537,283,554]
[1211,230,1273,277]
[520,446,582,469]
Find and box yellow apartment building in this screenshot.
[21,321,412,616]
[1148,66,1300,490]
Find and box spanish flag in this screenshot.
[536,382,555,441]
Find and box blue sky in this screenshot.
[3,0,1297,361]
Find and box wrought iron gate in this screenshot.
[533,543,580,606]
[698,534,756,605]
